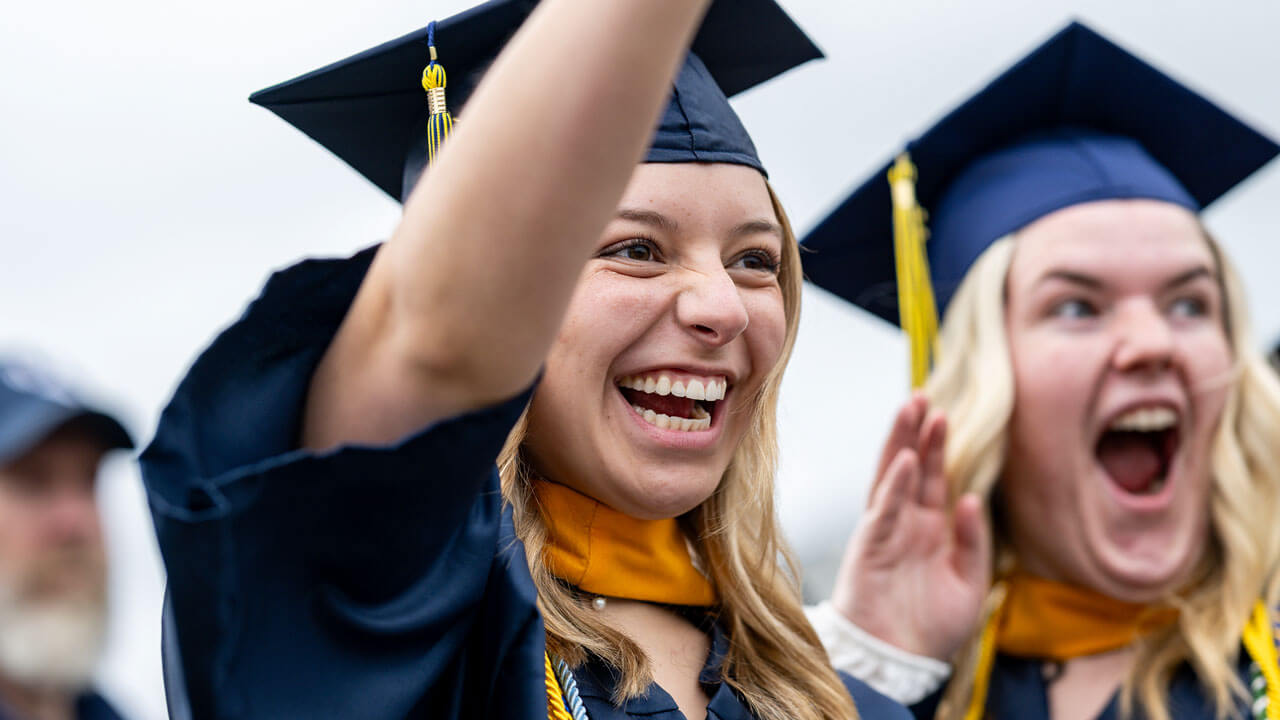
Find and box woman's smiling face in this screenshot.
[1000,199,1232,601]
[523,162,789,519]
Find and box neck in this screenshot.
[0,674,76,720]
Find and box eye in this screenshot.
[602,238,659,263]
[730,248,781,274]
[1051,298,1098,319]
[1169,296,1208,318]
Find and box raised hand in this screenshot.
[830,394,991,661]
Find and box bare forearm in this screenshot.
[386,0,711,379]
[304,0,711,449]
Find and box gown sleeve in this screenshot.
[140,246,546,719]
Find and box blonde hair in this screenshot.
[926,233,1280,720]
[496,184,859,720]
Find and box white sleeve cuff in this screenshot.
[805,600,952,706]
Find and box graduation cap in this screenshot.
[800,21,1279,386]
[0,359,133,465]
[250,0,822,202]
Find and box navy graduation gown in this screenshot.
[910,650,1256,720]
[141,247,909,720]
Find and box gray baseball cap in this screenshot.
[0,359,133,465]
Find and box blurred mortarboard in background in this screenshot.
[250,0,822,201]
[0,358,133,466]
[801,20,1280,333]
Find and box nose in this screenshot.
[1112,299,1175,373]
[674,266,750,347]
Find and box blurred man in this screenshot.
[0,360,132,720]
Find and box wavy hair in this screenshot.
[926,234,1280,720]
[495,184,860,720]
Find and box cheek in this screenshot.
[550,274,663,366]
[744,289,787,370]
[1009,332,1100,432]
[1182,330,1233,398]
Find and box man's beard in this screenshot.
[0,552,107,691]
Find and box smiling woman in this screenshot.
[135,1,908,720]
[800,20,1280,720]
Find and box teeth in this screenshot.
[1109,406,1178,432]
[617,373,728,400]
[656,376,671,395]
[630,403,712,432]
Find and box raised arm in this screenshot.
[303,0,712,449]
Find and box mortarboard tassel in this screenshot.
[421,21,453,165]
[888,153,940,389]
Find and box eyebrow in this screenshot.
[615,209,782,240]
[1160,266,1214,292]
[1034,265,1216,292]
[616,208,678,233]
[1034,270,1103,290]
[730,219,784,240]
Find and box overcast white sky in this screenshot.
[2,1,1277,717]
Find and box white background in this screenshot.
[1,1,1276,717]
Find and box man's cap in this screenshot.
[250,0,822,201]
[800,20,1280,325]
[0,359,133,466]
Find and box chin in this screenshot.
[1087,532,1205,602]
[0,588,107,691]
[602,466,723,520]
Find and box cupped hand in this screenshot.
[830,394,992,661]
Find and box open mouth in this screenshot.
[616,372,727,432]
[1095,406,1181,496]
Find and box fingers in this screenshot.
[917,410,948,508]
[872,394,928,500]
[864,449,921,545]
[951,492,993,588]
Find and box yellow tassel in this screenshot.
[1243,601,1280,720]
[421,23,453,166]
[887,153,939,389]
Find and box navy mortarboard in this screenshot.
[0,359,132,465]
[249,0,822,202]
[800,21,1279,386]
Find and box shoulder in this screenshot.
[141,245,382,503]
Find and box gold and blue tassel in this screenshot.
[421,20,452,165]
[888,153,939,389]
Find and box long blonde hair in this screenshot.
[926,233,1280,720]
[496,184,859,720]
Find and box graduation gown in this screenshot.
[910,650,1257,720]
[140,247,910,720]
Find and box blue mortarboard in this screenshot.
[0,359,133,465]
[250,0,822,202]
[801,21,1280,329]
